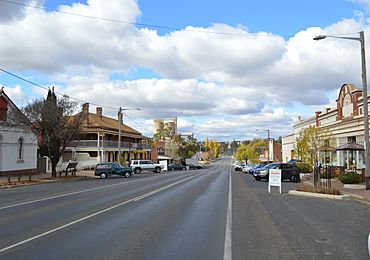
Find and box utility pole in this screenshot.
[314,31,370,189]
[118,107,122,161]
[267,129,270,163]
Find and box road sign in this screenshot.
[268,169,281,194]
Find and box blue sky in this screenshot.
[0,0,370,140]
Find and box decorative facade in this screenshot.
[282,83,369,170]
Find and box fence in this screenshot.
[314,165,332,189]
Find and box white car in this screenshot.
[242,164,255,173]
[130,160,163,174]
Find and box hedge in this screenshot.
[338,171,362,184]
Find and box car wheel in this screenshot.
[100,173,107,179]
[154,167,161,173]
[125,172,131,178]
[255,176,261,181]
[134,168,141,174]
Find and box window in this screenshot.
[347,136,356,143]
[17,137,23,161]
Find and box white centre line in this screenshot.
[0,174,197,254]
[0,175,160,210]
[223,159,232,260]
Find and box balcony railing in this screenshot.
[68,140,151,150]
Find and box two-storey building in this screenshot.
[63,103,151,168]
[282,83,369,170]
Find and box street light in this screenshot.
[314,31,370,190]
[118,107,141,161]
[256,129,270,163]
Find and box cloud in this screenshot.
[1,0,369,140]
[0,0,42,22]
[2,85,30,106]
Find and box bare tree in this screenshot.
[13,89,83,177]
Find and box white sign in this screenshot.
[268,169,281,194]
[159,160,168,171]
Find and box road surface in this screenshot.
[0,158,369,259]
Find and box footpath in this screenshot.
[0,170,96,189]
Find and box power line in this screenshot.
[122,111,147,131]
[0,67,148,129]
[0,68,116,110]
[0,0,294,38]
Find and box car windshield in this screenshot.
[263,163,280,169]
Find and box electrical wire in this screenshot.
[0,68,121,110]
[0,68,148,129]
[0,0,294,38]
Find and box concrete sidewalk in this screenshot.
[302,173,370,203]
[0,170,97,188]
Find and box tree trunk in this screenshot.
[50,157,60,178]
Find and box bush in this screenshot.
[338,171,362,184]
[296,162,312,173]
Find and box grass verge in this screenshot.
[296,183,341,195]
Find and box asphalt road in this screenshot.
[0,157,369,260]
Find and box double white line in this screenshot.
[0,175,197,254]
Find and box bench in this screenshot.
[63,162,78,177]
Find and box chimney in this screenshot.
[326,108,330,113]
[96,107,102,118]
[315,111,321,127]
[82,103,89,125]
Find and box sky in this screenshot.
[1,0,370,141]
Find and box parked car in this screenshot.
[242,164,255,173]
[168,163,186,171]
[249,163,265,175]
[287,159,302,165]
[253,162,300,182]
[130,160,163,174]
[187,164,203,170]
[95,162,133,179]
[235,163,246,171]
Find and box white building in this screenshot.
[282,116,315,162]
[0,88,38,176]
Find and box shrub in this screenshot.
[296,162,312,173]
[338,171,362,184]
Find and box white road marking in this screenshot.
[0,174,197,254]
[223,159,232,260]
[0,175,160,210]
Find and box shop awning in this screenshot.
[335,143,364,151]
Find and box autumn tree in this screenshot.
[205,139,220,158]
[17,89,83,177]
[236,143,259,164]
[295,125,335,165]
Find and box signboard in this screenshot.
[159,160,168,171]
[268,169,281,194]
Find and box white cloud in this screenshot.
[1,0,369,140]
[2,85,30,107]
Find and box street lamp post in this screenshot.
[118,107,141,162]
[314,31,370,189]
